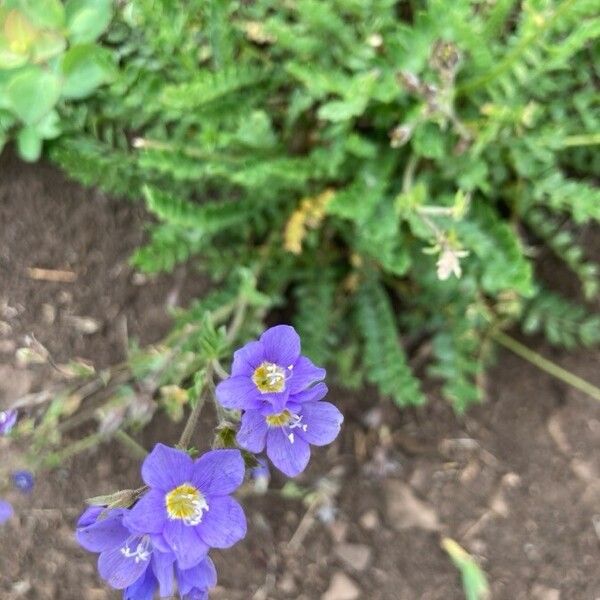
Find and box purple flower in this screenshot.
[0,409,17,435]
[76,506,217,598]
[12,470,35,493]
[0,500,13,525]
[216,325,343,477]
[124,444,247,569]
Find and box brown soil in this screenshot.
[0,150,599,600]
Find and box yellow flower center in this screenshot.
[252,361,286,393]
[165,483,208,525]
[265,410,292,427]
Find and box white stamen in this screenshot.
[121,536,151,563]
[288,413,308,433]
[265,363,285,386]
[182,497,209,526]
[288,432,295,444]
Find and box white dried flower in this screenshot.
[436,247,468,280]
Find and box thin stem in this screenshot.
[178,363,214,449]
[115,430,148,458]
[133,137,242,164]
[176,294,248,449]
[417,205,455,216]
[39,431,107,468]
[212,360,229,380]
[226,298,248,344]
[561,133,600,147]
[493,331,600,402]
[402,155,419,194]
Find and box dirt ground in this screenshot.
[0,149,599,600]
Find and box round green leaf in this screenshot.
[65,0,112,44]
[17,125,43,161]
[6,66,61,124]
[35,109,60,138]
[31,31,66,63]
[4,8,37,54]
[0,35,29,69]
[17,0,65,29]
[60,44,114,99]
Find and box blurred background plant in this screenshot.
[0,0,114,160]
[3,0,600,458]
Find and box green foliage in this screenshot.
[355,277,426,407]
[522,289,600,349]
[37,0,600,412]
[0,0,114,161]
[293,265,337,366]
[442,538,490,600]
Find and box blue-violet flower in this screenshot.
[12,470,35,493]
[124,444,247,569]
[0,499,13,525]
[216,325,343,477]
[76,506,217,598]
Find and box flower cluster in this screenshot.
[77,444,246,598]
[77,506,216,600]
[216,325,343,476]
[77,325,343,598]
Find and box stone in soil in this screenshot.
[321,572,361,600]
[334,542,372,571]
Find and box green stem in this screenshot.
[493,331,600,402]
[178,363,213,449]
[133,138,242,164]
[402,155,419,194]
[115,430,148,458]
[40,432,107,468]
[226,298,248,344]
[562,133,600,147]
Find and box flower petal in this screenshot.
[196,496,247,548]
[142,444,193,491]
[288,356,326,394]
[261,387,291,413]
[76,506,103,529]
[298,401,343,446]
[124,489,168,534]
[177,556,217,595]
[231,341,265,376]
[98,538,151,589]
[0,499,14,525]
[260,325,301,367]
[150,533,171,553]
[76,509,130,552]
[163,520,209,570]
[183,589,209,600]
[266,427,310,477]
[236,410,268,453]
[290,382,328,404]
[124,567,157,600]
[0,409,17,436]
[215,376,263,410]
[191,449,245,496]
[151,549,176,596]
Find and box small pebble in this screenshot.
[359,510,379,530]
[334,543,372,571]
[322,572,361,600]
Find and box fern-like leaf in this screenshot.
[355,277,425,407]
